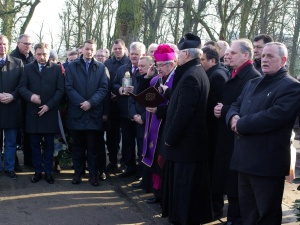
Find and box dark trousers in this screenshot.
[212,192,224,217]
[136,136,144,177]
[120,118,136,171]
[21,99,32,165]
[30,133,54,174]
[22,132,32,165]
[238,172,285,225]
[98,133,106,173]
[106,117,120,164]
[0,130,2,152]
[71,130,102,177]
[227,195,241,224]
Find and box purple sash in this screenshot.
[142,71,175,167]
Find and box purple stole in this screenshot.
[142,71,175,167]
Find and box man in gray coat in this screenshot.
[0,35,23,179]
[18,43,64,184]
[65,39,108,186]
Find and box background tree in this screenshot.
[0,0,40,42]
[3,0,300,76]
[142,0,167,47]
[114,0,143,46]
[288,0,300,76]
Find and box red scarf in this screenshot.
[231,60,253,78]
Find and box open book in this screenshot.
[128,86,166,108]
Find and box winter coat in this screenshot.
[10,47,34,65]
[227,67,300,177]
[212,63,260,194]
[18,60,64,133]
[104,55,130,118]
[112,62,142,119]
[162,58,210,162]
[0,56,23,129]
[65,56,108,131]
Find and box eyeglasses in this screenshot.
[21,42,32,46]
[156,62,169,68]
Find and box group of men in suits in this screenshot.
[209,37,300,225]
[1,31,300,225]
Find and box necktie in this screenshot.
[86,62,90,72]
[39,65,44,72]
[133,66,137,75]
[0,59,5,67]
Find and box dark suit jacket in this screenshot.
[206,63,229,162]
[162,58,210,162]
[212,63,260,194]
[18,60,64,133]
[0,56,23,129]
[227,67,300,177]
[112,62,142,119]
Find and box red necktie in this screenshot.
[133,66,137,75]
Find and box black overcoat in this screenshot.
[227,68,300,177]
[0,56,23,129]
[212,63,260,194]
[162,58,210,162]
[104,55,130,118]
[206,63,229,171]
[18,60,65,133]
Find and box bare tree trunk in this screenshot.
[76,0,83,46]
[173,0,181,44]
[19,0,41,35]
[143,0,167,47]
[218,0,243,40]
[260,1,268,33]
[1,0,15,42]
[289,0,300,76]
[239,0,254,38]
[114,0,143,46]
[278,0,287,42]
[182,0,193,34]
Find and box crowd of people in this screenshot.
[0,31,300,225]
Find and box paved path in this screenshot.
[0,151,299,225]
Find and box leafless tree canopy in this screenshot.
[2,0,300,76]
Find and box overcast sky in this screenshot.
[25,0,65,46]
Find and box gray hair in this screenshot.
[147,43,158,52]
[186,48,203,59]
[265,42,288,59]
[139,56,154,65]
[130,42,146,55]
[102,48,110,57]
[18,34,30,42]
[233,39,254,60]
